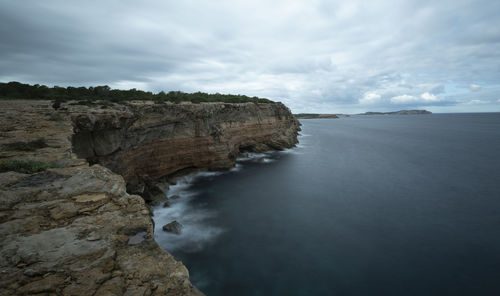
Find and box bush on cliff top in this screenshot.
[0,81,275,104]
[0,159,61,174]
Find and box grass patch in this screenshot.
[1,138,48,152]
[0,159,61,174]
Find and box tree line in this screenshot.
[0,81,275,104]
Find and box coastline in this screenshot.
[0,100,300,295]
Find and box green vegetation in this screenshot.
[0,81,275,104]
[1,138,48,152]
[0,159,61,174]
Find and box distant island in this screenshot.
[294,110,431,118]
[294,113,340,119]
[359,110,432,115]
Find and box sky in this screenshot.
[1,0,500,113]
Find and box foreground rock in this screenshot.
[0,166,201,296]
[162,221,183,234]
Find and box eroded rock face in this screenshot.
[71,102,301,187]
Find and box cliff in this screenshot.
[0,100,300,295]
[71,102,300,192]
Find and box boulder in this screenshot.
[162,221,182,234]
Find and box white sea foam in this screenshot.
[154,194,224,252]
[153,171,225,253]
[230,163,242,172]
[196,171,223,178]
[237,152,280,164]
[237,152,268,162]
[279,146,304,154]
[260,157,275,163]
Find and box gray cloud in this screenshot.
[1,0,500,113]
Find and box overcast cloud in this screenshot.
[1,0,499,113]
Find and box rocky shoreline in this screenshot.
[0,100,300,295]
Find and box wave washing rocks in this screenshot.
[153,152,289,255]
[0,100,300,295]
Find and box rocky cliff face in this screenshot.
[0,100,300,296]
[71,102,300,188]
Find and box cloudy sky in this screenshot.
[1,0,499,113]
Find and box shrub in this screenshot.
[0,159,61,174]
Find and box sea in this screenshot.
[153,113,500,296]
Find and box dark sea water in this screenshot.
[154,113,500,296]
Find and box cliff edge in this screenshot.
[0,100,300,295]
